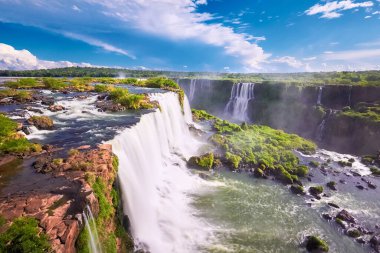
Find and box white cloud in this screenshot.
[72,5,81,12]
[0,43,95,70]
[305,0,374,19]
[303,56,317,61]
[365,15,372,18]
[323,48,380,60]
[83,0,269,71]
[272,56,304,68]
[62,32,136,59]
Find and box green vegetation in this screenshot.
[94,84,113,93]
[188,153,214,170]
[337,160,353,167]
[109,87,153,110]
[144,77,179,89]
[290,184,305,195]
[78,154,132,253]
[305,236,329,252]
[0,217,50,252]
[340,102,380,123]
[309,186,324,195]
[326,181,337,190]
[308,161,319,168]
[347,228,361,238]
[0,114,40,154]
[2,67,380,86]
[193,110,316,184]
[370,167,380,176]
[0,89,33,102]
[27,116,54,130]
[4,78,41,89]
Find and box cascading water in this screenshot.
[316,110,332,142]
[110,92,212,252]
[187,79,211,103]
[82,205,102,253]
[317,86,323,105]
[224,82,255,122]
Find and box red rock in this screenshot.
[98,143,112,151]
[77,145,91,150]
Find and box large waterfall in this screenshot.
[110,92,211,252]
[224,82,255,122]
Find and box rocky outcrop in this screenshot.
[27,116,54,130]
[0,144,115,253]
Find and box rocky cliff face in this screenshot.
[178,79,380,155]
[0,144,119,253]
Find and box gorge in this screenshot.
[0,76,379,253]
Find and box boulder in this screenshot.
[304,236,329,252]
[48,104,65,112]
[290,184,305,195]
[336,209,356,224]
[27,116,54,130]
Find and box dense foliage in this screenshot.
[340,102,380,123]
[1,67,380,86]
[192,109,316,184]
[0,217,51,253]
[109,87,153,110]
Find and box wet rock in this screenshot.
[351,171,361,177]
[336,209,356,224]
[16,122,23,131]
[326,181,337,191]
[0,97,13,104]
[40,96,54,106]
[370,234,380,253]
[95,100,126,112]
[48,104,65,112]
[347,228,362,238]
[328,202,340,209]
[25,106,43,114]
[76,95,87,100]
[322,213,333,220]
[290,184,305,195]
[27,116,54,130]
[368,181,377,189]
[22,125,31,135]
[339,179,347,184]
[304,236,329,252]
[356,238,366,244]
[309,186,324,196]
[356,185,365,190]
[199,172,210,180]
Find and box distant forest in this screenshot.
[1,67,380,86]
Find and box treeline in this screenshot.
[1,67,380,86]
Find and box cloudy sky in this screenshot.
[0,0,380,72]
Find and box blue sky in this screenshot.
[0,0,380,72]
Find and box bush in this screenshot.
[0,217,50,252]
[225,152,242,169]
[144,77,179,89]
[295,165,309,177]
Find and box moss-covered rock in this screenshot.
[309,186,324,196]
[290,184,305,195]
[309,160,320,168]
[188,153,214,170]
[347,228,361,238]
[305,236,329,252]
[27,116,54,130]
[370,167,380,176]
[326,181,337,191]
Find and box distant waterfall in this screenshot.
[110,92,210,252]
[224,83,255,122]
[187,79,211,102]
[317,86,323,105]
[82,206,102,253]
[316,110,332,142]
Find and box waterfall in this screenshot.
[317,86,323,105]
[224,83,255,122]
[186,79,211,103]
[316,110,332,142]
[110,92,211,252]
[82,205,102,253]
[348,86,352,106]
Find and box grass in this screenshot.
[0,217,51,252]
[0,89,33,102]
[340,102,380,123]
[109,87,154,110]
[0,114,40,154]
[193,109,316,184]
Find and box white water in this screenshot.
[188,79,211,103]
[82,206,102,253]
[224,82,255,122]
[110,92,214,252]
[317,86,323,105]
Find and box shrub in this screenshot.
[225,152,242,169]
[144,77,179,89]
[295,165,309,177]
[0,217,50,252]
[42,78,66,90]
